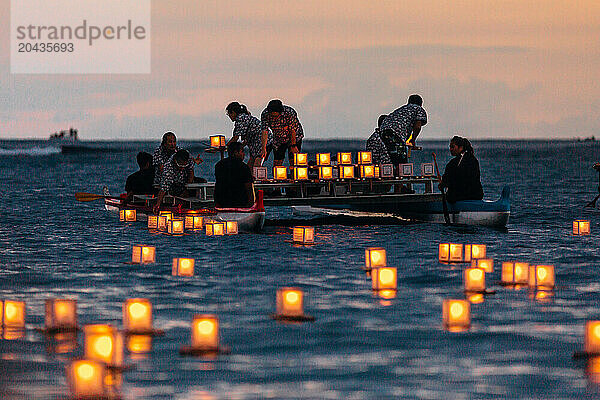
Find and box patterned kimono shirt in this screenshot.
[260,105,304,149]
[379,104,428,143]
[160,156,193,194]
[152,145,180,185]
[233,113,269,157]
[366,128,392,164]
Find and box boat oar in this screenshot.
[74,192,123,202]
[432,152,451,225]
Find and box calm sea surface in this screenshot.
[1,139,600,399]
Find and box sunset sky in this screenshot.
[2,0,599,140]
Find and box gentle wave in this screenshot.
[0,146,60,156]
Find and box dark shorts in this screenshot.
[380,129,408,165]
[273,140,303,162]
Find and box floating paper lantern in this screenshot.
[66,359,107,399]
[45,299,77,331]
[274,166,287,180]
[167,219,185,235]
[225,221,238,235]
[319,166,333,180]
[337,152,352,165]
[276,288,305,318]
[123,299,153,334]
[157,216,168,231]
[464,267,486,292]
[293,153,308,166]
[573,220,591,235]
[464,244,486,262]
[253,166,268,180]
[528,265,555,289]
[131,245,155,264]
[172,258,195,276]
[372,267,397,291]
[292,226,314,244]
[317,153,331,166]
[443,299,470,331]
[438,243,463,263]
[365,247,387,269]
[184,215,203,230]
[585,321,600,354]
[359,165,375,179]
[210,135,226,148]
[83,324,124,367]
[191,314,219,350]
[2,300,25,329]
[119,209,137,222]
[471,258,493,273]
[293,167,309,181]
[340,165,355,179]
[206,221,225,236]
[147,215,158,229]
[358,151,372,165]
[501,262,529,284]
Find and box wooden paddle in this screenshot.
[74,192,123,202]
[432,152,451,225]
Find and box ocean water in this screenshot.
[1,139,600,399]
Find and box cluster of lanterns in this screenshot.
[363,248,397,302]
[121,210,238,237]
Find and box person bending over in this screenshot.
[214,142,255,208]
[226,102,271,169]
[440,136,484,203]
[124,151,155,203]
[152,150,197,213]
[259,99,304,166]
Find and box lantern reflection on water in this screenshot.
[443,299,470,331]
[45,299,77,331]
[173,258,195,276]
[127,334,152,356]
[66,359,108,399]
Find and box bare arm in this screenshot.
[152,190,166,214]
[260,130,269,158]
[408,121,422,145]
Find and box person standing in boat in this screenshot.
[439,136,484,203]
[124,151,155,203]
[226,102,270,169]
[366,114,392,164]
[214,142,255,208]
[259,99,304,166]
[152,150,198,213]
[379,94,428,164]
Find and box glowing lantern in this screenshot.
[317,153,331,166]
[471,258,493,273]
[159,211,173,219]
[147,215,158,229]
[467,293,484,304]
[45,299,77,331]
[274,166,288,180]
[206,221,225,236]
[157,216,168,231]
[464,267,486,292]
[439,243,463,263]
[119,209,137,222]
[167,219,185,235]
[172,258,195,276]
[293,167,309,181]
[185,215,203,230]
[66,360,107,399]
[340,165,355,179]
[127,334,152,355]
[210,135,226,148]
[380,164,394,178]
[131,245,156,264]
[585,321,600,354]
[501,262,529,284]
[443,299,470,331]
[191,314,219,350]
[318,166,333,180]
[293,226,314,244]
[438,244,450,262]
[253,166,268,180]
[365,247,387,269]
[84,324,124,367]
[464,244,486,262]
[372,267,397,291]
[293,153,308,166]
[528,265,555,289]
[337,152,352,165]
[358,151,372,164]
[573,220,591,235]
[587,356,600,383]
[374,166,380,178]
[360,165,375,179]
[123,299,153,334]
[225,221,238,235]
[2,300,25,329]
[276,287,305,317]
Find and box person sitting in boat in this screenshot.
[124,152,155,203]
[366,114,392,164]
[226,102,271,169]
[152,150,197,213]
[379,94,427,164]
[153,131,203,187]
[439,136,484,203]
[214,142,255,208]
[259,99,304,166]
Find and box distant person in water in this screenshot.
[259,99,304,166]
[214,142,255,208]
[153,131,202,186]
[440,136,484,203]
[152,150,203,213]
[226,101,271,169]
[379,94,428,164]
[366,114,392,164]
[124,152,155,203]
